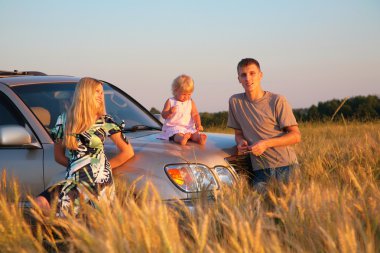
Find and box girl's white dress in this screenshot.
[158,98,197,140]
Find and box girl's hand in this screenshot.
[170,105,177,114]
[196,124,204,131]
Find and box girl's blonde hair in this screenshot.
[171,74,194,96]
[64,77,105,150]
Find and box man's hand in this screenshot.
[237,139,249,154]
[247,125,301,156]
[249,140,268,156]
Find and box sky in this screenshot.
[1,1,379,112]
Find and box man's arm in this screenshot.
[234,129,249,154]
[249,125,301,156]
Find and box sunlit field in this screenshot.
[1,121,379,252]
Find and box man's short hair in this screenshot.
[237,58,261,73]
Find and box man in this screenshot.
[227,58,301,189]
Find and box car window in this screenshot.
[103,83,161,129]
[12,84,76,133]
[12,82,161,138]
[0,92,25,126]
[0,91,39,145]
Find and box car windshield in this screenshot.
[12,82,161,135]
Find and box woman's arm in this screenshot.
[161,99,176,119]
[191,100,203,131]
[109,132,134,169]
[54,140,69,167]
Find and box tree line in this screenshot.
[293,95,379,122]
[150,95,380,128]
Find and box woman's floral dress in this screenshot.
[52,113,127,216]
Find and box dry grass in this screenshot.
[0,121,379,252]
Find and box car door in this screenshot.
[0,90,45,197]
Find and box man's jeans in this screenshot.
[251,166,294,192]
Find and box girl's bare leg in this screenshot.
[191,132,207,145]
[174,133,191,145]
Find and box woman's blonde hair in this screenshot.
[171,74,194,96]
[64,77,105,150]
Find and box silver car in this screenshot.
[0,72,240,207]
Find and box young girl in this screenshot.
[158,74,207,145]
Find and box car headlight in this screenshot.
[214,166,235,186]
[165,164,218,193]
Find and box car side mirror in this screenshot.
[0,125,39,148]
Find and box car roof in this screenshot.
[0,75,80,87]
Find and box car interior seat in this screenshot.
[31,107,51,129]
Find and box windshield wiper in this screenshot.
[123,125,161,132]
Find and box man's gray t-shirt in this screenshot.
[227,92,298,170]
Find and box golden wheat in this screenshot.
[0,121,379,253]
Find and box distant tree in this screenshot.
[339,104,353,118]
[306,95,379,121]
[307,105,320,121]
[149,107,160,114]
[200,111,228,128]
[293,108,308,122]
[349,95,379,120]
[318,99,341,120]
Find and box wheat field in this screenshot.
[0,121,379,253]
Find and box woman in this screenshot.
[36,77,134,216]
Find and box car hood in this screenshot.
[105,131,237,200]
